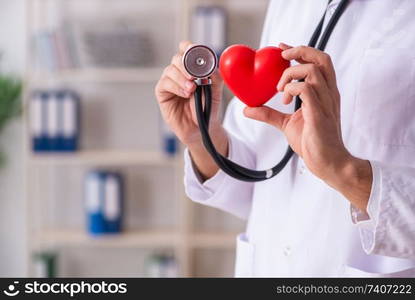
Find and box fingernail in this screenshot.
[185,81,194,90]
[279,42,292,49]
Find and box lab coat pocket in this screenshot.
[235,233,255,277]
[352,48,415,147]
[343,265,415,278]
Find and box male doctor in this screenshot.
[155,0,415,276]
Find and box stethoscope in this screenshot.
[183,0,349,182]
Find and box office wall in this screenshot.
[0,0,26,276]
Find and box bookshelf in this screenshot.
[29,150,180,166]
[29,67,164,83]
[24,0,268,277]
[36,229,236,249]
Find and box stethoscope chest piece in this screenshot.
[183,45,217,81]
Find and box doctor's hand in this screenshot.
[244,44,372,211]
[155,41,228,179]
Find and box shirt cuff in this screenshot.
[183,134,234,202]
[350,160,383,253]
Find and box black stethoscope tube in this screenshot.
[194,0,349,182]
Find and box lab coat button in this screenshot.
[299,165,306,174]
[283,245,292,257]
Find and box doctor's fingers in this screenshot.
[171,54,194,80]
[243,106,291,131]
[278,63,330,104]
[282,46,337,92]
[179,40,194,55]
[156,76,190,101]
[282,82,326,119]
[162,64,196,95]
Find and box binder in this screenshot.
[31,89,80,152]
[46,91,59,151]
[31,91,48,151]
[56,90,80,151]
[56,91,65,151]
[103,173,123,233]
[85,171,106,235]
[85,171,123,235]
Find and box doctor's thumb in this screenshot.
[279,42,293,50]
[243,106,287,130]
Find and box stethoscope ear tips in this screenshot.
[183,45,217,79]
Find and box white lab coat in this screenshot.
[184,0,415,277]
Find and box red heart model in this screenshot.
[219,45,290,107]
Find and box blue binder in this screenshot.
[103,172,123,233]
[46,91,59,151]
[56,90,80,151]
[85,171,123,235]
[31,89,80,152]
[31,91,49,152]
[85,171,106,235]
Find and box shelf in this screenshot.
[28,67,164,84]
[37,229,180,248]
[191,232,238,249]
[35,229,238,249]
[29,150,181,167]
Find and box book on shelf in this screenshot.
[33,22,155,72]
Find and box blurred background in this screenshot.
[0,0,267,277]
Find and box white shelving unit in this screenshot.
[30,67,164,84]
[29,150,181,166]
[24,0,268,277]
[36,229,237,249]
